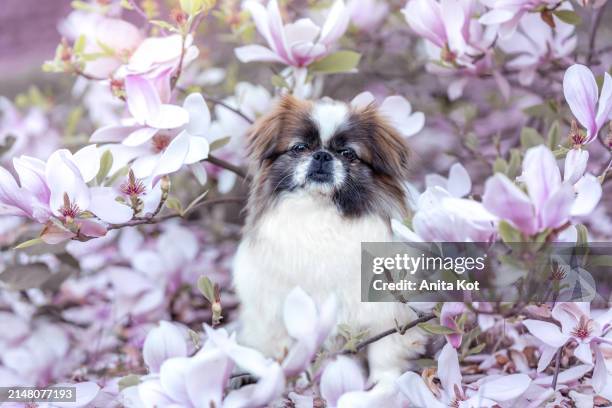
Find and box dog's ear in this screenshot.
[246,94,305,167]
[357,105,411,180]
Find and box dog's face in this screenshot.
[246,95,411,221]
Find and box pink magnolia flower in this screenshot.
[392,164,497,242]
[498,7,576,86]
[563,64,612,144]
[136,324,284,408]
[441,302,466,348]
[524,303,612,374]
[59,12,143,78]
[142,321,188,373]
[483,145,602,236]
[1,146,133,242]
[319,357,366,408]
[351,92,425,138]
[347,0,389,32]
[479,0,558,37]
[282,287,337,377]
[397,343,531,407]
[92,79,210,180]
[235,0,350,67]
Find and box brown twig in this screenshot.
[551,345,563,390]
[201,93,255,124]
[342,313,436,354]
[204,154,249,180]
[587,2,607,65]
[106,196,245,230]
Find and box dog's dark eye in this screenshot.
[338,148,357,161]
[291,143,309,153]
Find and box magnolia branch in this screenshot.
[204,154,249,180]
[342,313,436,354]
[106,196,245,231]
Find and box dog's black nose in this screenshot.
[312,151,333,162]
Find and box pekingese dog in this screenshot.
[233,95,426,383]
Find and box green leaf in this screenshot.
[417,322,456,335]
[499,220,522,243]
[73,35,87,54]
[309,51,361,74]
[547,120,560,149]
[180,0,204,15]
[520,127,545,150]
[468,342,486,355]
[150,20,178,32]
[209,136,231,151]
[507,149,521,179]
[553,10,582,25]
[575,224,588,247]
[14,237,44,250]
[165,196,183,215]
[197,276,215,303]
[184,190,209,215]
[118,374,141,391]
[96,150,114,185]
[493,157,508,174]
[270,74,290,89]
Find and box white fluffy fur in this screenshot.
[233,190,427,383]
[311,101,349,142]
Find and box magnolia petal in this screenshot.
[319,0,351,46]
[479,9,515,25]
[88,187,134,224]
[320,356,365,406]
[522,145,561,211]
[244,1,274,49]
[523,320,569,347]
[534,364,592,385]
[594,72,612,139]
[265,0,293,64]
[351,91,375,108]
[235,45,286,63]
[396,372,446,408]
[391,219,424,242]
[52,381,100,408]
[41,222,76,244]
[537,345,557,372]
[564,149,589,184]
[0,166,34,217]
[438,343,462,393]
[149,133,190,180]
[125,75,162,124]
[223,363,285,408]
[186,349,232,408]
[563,64,598,139]
[159,358,191,404]
[143,321,188,373]
[571,174,602,216]
[138,378,177,408]
[447,163,472,198]
[539,183,574,230]
[283,287,318,339]
[123,127,159,147]
[91,124,143,143]
[46,149,90,216]
[13,156,49,205]
[284,18,321,45]
[316,295,338,345]
[132,154,161,179]
[72,144,101,183]
[183,93,211,136]
[574,342,593,365]
[78,219,108,238]
[482,174,536,235]
[592,344,607,393]
[478,374,531,401]
[146,104,190,130]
